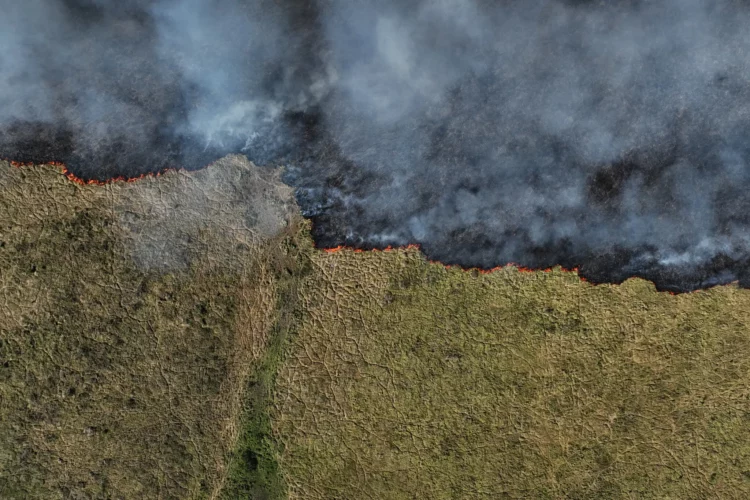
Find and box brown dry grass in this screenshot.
[9,157,750,499]
[273,247,750,499]
[0,159,295,499]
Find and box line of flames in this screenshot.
[9,159,186,186]
[8,159,690,294]
[321,244,588,278]
[321,245,693,295]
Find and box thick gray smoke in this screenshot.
[3,0,750,290]
[0,0,325,174]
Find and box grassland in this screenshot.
[272,248,750,499]
[6,157,750,499]
[0,158,300,499]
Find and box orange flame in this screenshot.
[9,159,188,186]
[320,242,596,283]
[321,244,692,295]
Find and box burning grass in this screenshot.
[272,246,750,499]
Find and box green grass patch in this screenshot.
[219,223,314,500]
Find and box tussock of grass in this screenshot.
[273,248,750,499]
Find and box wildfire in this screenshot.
[321,242,590,281]
[8,158,686,294]
[320,245,696,295]
[9,159,184,186]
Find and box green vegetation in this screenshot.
[219,224,314,500]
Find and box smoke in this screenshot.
[3,0,750,290]
[0,0,325,175]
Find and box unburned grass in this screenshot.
[0,159,294,499]
[272,247,750,499]
[9,158,750,499]
[219,221,314,500]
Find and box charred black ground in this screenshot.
[4,0,750,292]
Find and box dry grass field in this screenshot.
[272,248,750,499]
[0,158,302,499]
[6,158,750,499]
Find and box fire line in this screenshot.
[7,158,693,295]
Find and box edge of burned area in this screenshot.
[5,158,738,296]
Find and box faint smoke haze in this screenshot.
[3,0,750,290]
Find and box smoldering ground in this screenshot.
[3,0,750,291]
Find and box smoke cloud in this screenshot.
[3,0,750,290]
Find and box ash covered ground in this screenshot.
[4,0,750,291]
